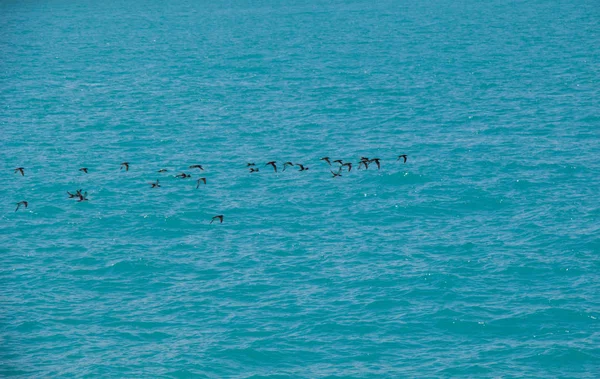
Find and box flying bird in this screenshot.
[331,169,342,178]
[333,159,344,165]
[210,215,224,224]
[157,169,169,173]
[297,164,309,171]
[342,162,352,172]
[266,161,277,172]
[247,163,256,167]
[15,201,28,212]
[176,173,191,178]
[320,157,331,165]
[283,162,294,171]
[397,154,408,163]
[358,161,369,170]
[189,165,204,171]
[79,168,88,174]
[196,178,206,188]
[249,168,259,173]
[77,192,88,202]
[150,180,160,188]
[120,162,130,171]
[369,158,381,170]
[14,167,25,176]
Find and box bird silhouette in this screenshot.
[15,201,28,211]
[189,165,204,171]
[79,168,88,174]
[210,215,224,224]
[196,178,206,188]
[150,180,160,188]
[320,157,331,165]
[266,161,277,172]
[14,167,25,176]
[120,162,130,171]
[397,154,408,163]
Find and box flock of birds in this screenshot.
[12,154,409,222]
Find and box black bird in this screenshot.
[297,164,309,171]
[196,178,206,188]
[358,161,369,170]
[210,215,224,224]
[397,154,408,163]
[247,163,256,167]
[158,169,169,173]
[189,165,204,171]
[150,180,160,188]
[266,161,277,172]
[15,201,28,212]
[283,162,294,171]
[331,169,342,178]
[320,157,331,165]
[342,162,352,172]
[79,168,88,174]
[14,167,25,176]
[369,158,381,170]
[77,192,88,202]
[360,157,369,162]
[67,189,83,199]
[176,173,191,178]
[333,159,344,165]
[249,168,259,173]
[120,162,130,171]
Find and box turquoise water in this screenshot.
[1,0,599,377]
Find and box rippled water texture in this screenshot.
[1,0,599,377]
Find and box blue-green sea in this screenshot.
[1,0,599,377]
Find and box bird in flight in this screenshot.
[120,162,130,171]
[150,180,160,188]
[196,178,206,188]
[297,164,309,171]
[266,161,277,172]
[320,157,331,165]
[358,160,369,170]
[67,189,83,199]
[158,169,168,173]
[249,168,259,173]
[397,154,408,163]
[210,215,224,224]
[283,162,294,171]
[77,192,88,202]
[15,201,28,211]
[176,173,191,178]
[369,158,381,170]
[14,167,25,176]
[342,162,352,172]
[333,159,343,165]
[331,169,342,178]
[79,168,88,174]
[247,163,256,167]
[189,165,204,171]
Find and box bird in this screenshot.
[320,157,331,165]
[283,162,294,171]
[157,169,169,173]
[358,161,369,170]
[297,164,309,171]
[397,154,408,163]
[247,163,256,167]
[369,158,381,170]
[196,178,206,188]
[15,201,28,211]
[120,162,130,171]
[333,159,344,165]
[176,173,191,178]
[14,167,25,176]
[342,162,352,172]
[189,165,204,171]
[360,157,369,162]
[266,161,277,172]
[77,192,88,202]
[210,215,224,224]
[79,168,88,174]
[331,169,342,178]
[150,180,160,188]
[249,168,259,173]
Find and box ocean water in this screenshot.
[1,0,599,377]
